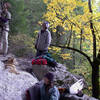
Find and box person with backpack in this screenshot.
[0,2,11,56]
[26,72,60,100]
[35,21,52,57]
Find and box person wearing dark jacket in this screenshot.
[26,73,60,100]
[35,21,52,57]
[40,72,60,100]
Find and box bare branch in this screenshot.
[50,44,93,67]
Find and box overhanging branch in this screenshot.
[50,44,93,67]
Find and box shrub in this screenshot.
[9,34,36,58]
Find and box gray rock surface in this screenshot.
[60,94,98,100]
[0,54,98,100]
[32,63,85,88]
[0,56,38,100]
[32,64,99,100]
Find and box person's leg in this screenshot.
[36,50,48,57]
[0,28,3,54]
[36,50,41,57]
[2,30,8,55]
[0,28,2,41]
[42,50,48,55]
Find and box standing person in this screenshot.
[0,2,11,56]
[35,21,52,57]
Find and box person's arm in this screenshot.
[6,11,11,20]
[0,10,2,17]
[0,17,9,23]
[0,11,11,23]
[50,87,60,100]
[45,31,52,47]
[26,90,31,100]
[35,33,39,49]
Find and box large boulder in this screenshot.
[0,55,98,100]
[0,60,38,100]
[32,63,84,87]
[32,64,99,100]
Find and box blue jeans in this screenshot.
[36,50,48,57]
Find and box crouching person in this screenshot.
[26,72,60,100]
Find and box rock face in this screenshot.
[0,54,98,100]
[32,64,99,100]
[60,94,98,100]
[0,58,38,100]
[32,63,84,88]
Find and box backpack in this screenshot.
[42,55,58,68]
[32,58,47,65]
[35,54,57,68]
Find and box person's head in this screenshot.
[43,72,54,85]
[3,2,11,11]
[42,21,50,30]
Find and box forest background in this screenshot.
[0,0,100,99]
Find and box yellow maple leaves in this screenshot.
[48,46,61,52]
[43,0,100,57]
[60,53,72,60]
[43,0,49,3]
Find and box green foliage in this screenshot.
[2,0,47,56]
[74,6,84,15]
[3,0,46,36]
[9,34,36,57]
[6,0,28,34]
[25,0,47,36]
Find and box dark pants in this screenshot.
[36,50,48,57]
[27,83,41,100]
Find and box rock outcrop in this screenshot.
[32,63,84,88]
[0,55,98,100]
[60,94,98,100]
[0,56,38,100]
[32,64,99,100]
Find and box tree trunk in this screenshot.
[68,25,73,47]
[80,29,83,51]
[72,33,76,67]
[80,29,83,64]
[92,63,99,98]
[90,49,100,98]
[55,26,61,46]
[88,0,99,98]
[92,50,100,98]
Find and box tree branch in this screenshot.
[88,0,97,60]
[50,44,93,67]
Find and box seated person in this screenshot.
[40,72,60,100]
[27,72,60,100]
